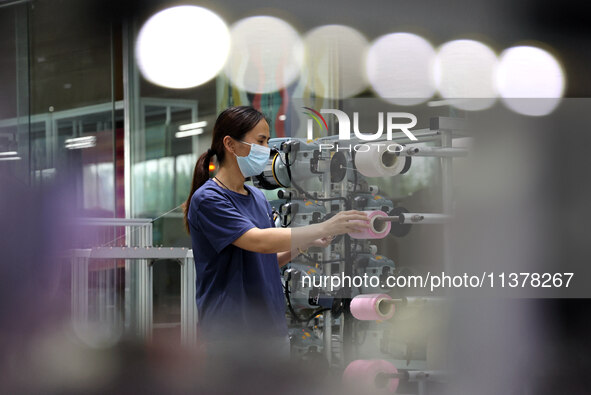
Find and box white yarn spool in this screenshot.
[354,143,406,177]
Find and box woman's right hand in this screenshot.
[321,210,370,237]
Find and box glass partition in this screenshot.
[0,2,29,181]
[1,0,121,218]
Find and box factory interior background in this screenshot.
[1,0,590,393]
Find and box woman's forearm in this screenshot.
[233,223,329,254]
[291,223,328,250]
[234,210,368,254]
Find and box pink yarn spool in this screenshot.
[350,294,395,321]
[348,210,391,239]
[343,359,399,394]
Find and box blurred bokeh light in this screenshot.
[496,45,565,116]
[366,32,436,105]
[224,16,303,94]
[302,25,368,99]
[434,39,498,111]
[136,5,230,89]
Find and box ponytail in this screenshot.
[183,106,266,234]
[184,149,214,233]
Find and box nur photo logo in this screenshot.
[303,107,419,142]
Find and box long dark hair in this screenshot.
[184,106,265,233]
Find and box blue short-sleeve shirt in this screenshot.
[187,178,287,341]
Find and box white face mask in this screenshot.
[234,140,271,177]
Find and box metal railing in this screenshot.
[69,218,198,346]
[69,247,198,346]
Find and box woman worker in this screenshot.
[183,106,369,360]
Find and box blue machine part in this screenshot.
[283,263,323,311]
[353,253,396,293]
[288,327,325,360]
[351,192,394,213]
[278,199,327,228]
